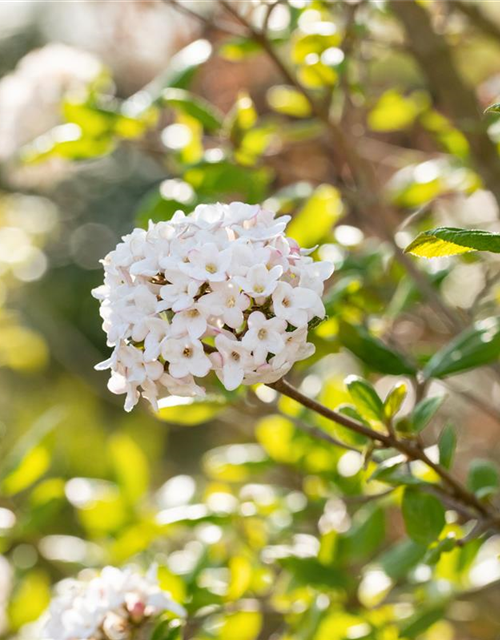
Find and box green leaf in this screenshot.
[267,85,312,117]
[162,88,223,132]
[279,557,349,589]
[384,382,408,420]
[1,446,50,496]
[135,180,193,227]
[399,606,446,639]
[467,459,499,499]
[405,227,500,258]
[143,39,212,98]
[220,611,262,640]
[150,620,183,640]
[287,184,344,246]
[345,375,383,422]
[109,433,149,504]
[339,322,417,376]
[368,90,420,132]
[485,101,500,114]
[184,160,273,203]
[438,424,456,470]
[379,539,427,580]
[411,396,445,434]
[402,487,445,545]
[157,395,227,426]
[424,318,500,379]
[219,37,262,61]
[338,506,385,562]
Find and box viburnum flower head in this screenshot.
[40,565,185,640]
[93,202,333,411]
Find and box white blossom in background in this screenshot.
[93,202,333,411]
[0,43,104,161]
[40,565,185,640]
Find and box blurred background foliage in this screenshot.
[2,1,500,639]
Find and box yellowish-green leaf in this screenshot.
[109,433,149,503]
[267,85,312,117]
[157,395,227,426]
[8,570,51,630]
[2,446,50,495]
[287,184,343,246]
[405,227,500,258]
[220,611,262,640]
[227,556,253,601]
[368,90,420,132]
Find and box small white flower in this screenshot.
[198,282,250,329]
[159,270,200,312]
[271,326,316,369]
[234,264,282,298]
[242,311,287,365]
[171,303,209,340]
[181,242,232,282]
[162,338,212,378]
[272,282,324,327]
[213,334,254,391]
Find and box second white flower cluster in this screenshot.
[93,202,333,411]
[40,565,185,640]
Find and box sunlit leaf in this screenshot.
[143,39,212,97]
[220,611,262,640]
[405,227,500,258]
[2,446,50,495]
[345,375,383,422]
[109,433,150,504]
[267,85,312,117]
[368,90,420,132]
[8,570,51,630]
[226,556,253,601]
[162,88,223,132]
[384,382,408,421]
[158,395,227,426]
[287,184,343,246]
[219,37,262,61]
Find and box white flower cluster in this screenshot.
[93,202,333,411]
[41,565,185,640]
[0,43,103,161]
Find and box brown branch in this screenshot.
[454,0,500,45]
[390,0,500,212]
[269,378,500,530]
